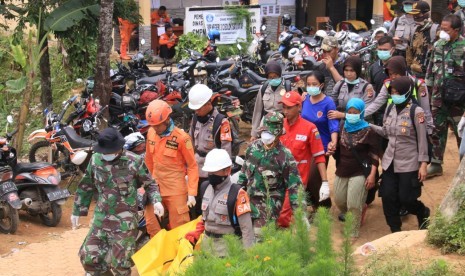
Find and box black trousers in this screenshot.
[159,45,175,59]
[379,164,426,232]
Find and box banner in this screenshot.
[184,6,261,45]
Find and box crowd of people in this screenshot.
[71,1,465,275]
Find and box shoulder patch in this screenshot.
[235,189,251,216]
[366,86,374,98]
[220,120,232,142]
[419,85,427,97]
[416,112,425,124]
[185,139,193,150]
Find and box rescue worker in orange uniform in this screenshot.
[159,25,178,60]
[118,18,137,60]
[144,100,199,237]
[278,91,328,227]
[151,6,171,26]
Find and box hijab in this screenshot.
[344,98,370,133]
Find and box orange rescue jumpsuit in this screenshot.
[118,18,137,60]
[144,126,199,237]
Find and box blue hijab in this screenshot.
[344,98,369,133]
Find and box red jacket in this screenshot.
[280,116,326,185]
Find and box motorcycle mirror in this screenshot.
[6,115,13,124]
[140,39,146,45]
[370,19,375,25]
[237,44,242,51]
[261,25,267,31]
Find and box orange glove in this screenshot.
[185,221,205,245]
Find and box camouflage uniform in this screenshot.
[425,36,465,163]
[237,112,303,228]
[454,9,465,36]
[73,151,161,276]
[406,21,439,78]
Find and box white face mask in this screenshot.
[260,131,276,145]
[439,30,451,42]
[102,153,119,161]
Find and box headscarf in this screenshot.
[385,56,407,76]
[388,76,413,96]
[343,56,362,79]
[344,98,369,133]
[264,60,282,77]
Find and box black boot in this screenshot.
[417,207,430,230]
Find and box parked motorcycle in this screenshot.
[0,115,21,234]
[6,116,69,227]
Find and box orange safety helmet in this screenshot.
[146,100,172,125]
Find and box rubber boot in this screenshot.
[417,207,430,230]
[426,163,443,178]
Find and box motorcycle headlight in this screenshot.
[82,119,92,132]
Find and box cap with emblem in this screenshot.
[94,128,126,154]
[258,112,284,136]
[410,1,430,14]
[321,36,338,52]
[279,91,302,106]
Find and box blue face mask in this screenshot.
[345,113,361,124]
[307,86,321,96]
[391,94,408,105]
[377,50,392,61]
[345,78,360,85]
[269,78,282,87]
[459,0,465,7]
[403,4,413,13]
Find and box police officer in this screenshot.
[370,76,430,233]
[426,14,465,177]
[389,0,418,57]
[185,149,255,257]
[71,128,163,276]
[238,112,306,231]
[327,56,375,119]
[251,61,291,140]
[188,83,232,217]
[406,1,439,79]
[365,56,433,135]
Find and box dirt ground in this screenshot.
[0,126,463,275]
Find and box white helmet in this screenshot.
[288,48,299,59]
[372,27,388,40]
[188,84,213,110]
[315,30,328,40]
[202,149,232,172]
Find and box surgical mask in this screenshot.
[260,131,276,145]
[439,30,451,42]
[307,86,321,96]
[403,4,413,13]
[459,0,465,7]
[345,113,361,124]
[102,153,119,162]
[391,94,408,105]
[345,78,360,85]
[377,50,392,61]
[208,174,227,186]
[269,78,282,87]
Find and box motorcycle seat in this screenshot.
[205,60,234,71]
[14,162,51,174]
[137,74,167,85]
[62,127,96,149]
[235,84,261,95]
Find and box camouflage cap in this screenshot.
[258,112,284,136]
[321,36,338,51]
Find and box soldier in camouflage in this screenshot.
[425,14,465,177]
[406,1,439,79]
[71,128,163,276]
[237,112,305,230]
[454,0,465,35]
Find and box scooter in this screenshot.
[7,116,69,227]
[0,115,21,234]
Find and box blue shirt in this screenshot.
[301,95,340,151]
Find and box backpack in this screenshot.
[192,112,241,156]
[385,102,433,163]
[198,180,242,236]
